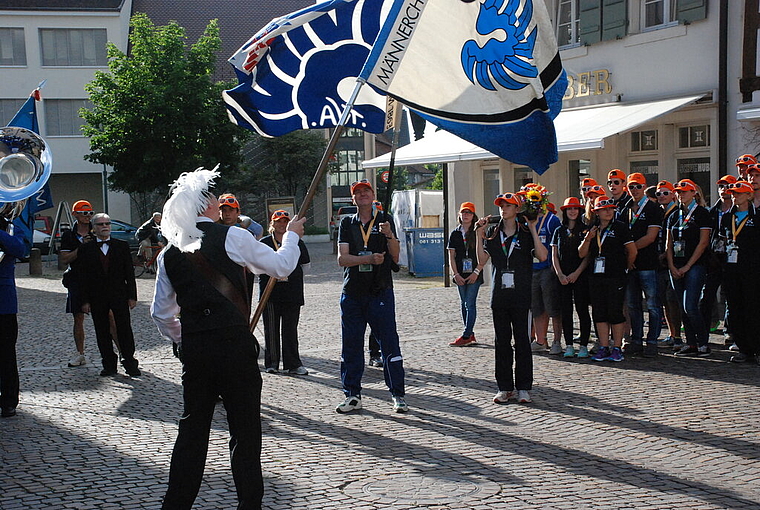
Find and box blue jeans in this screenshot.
[670,264,708,347]
[340,290,405,397]
[626,269,661,346]
[457,281,482,337]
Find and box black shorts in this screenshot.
[589,275,627,325]
[66,284,85,314]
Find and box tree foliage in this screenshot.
[81,14,247,200]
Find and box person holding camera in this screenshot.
[476,192,547,404]
[579,196,637,362]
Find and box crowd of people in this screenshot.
[447,156,760,406]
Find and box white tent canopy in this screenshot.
[362,95,704,169]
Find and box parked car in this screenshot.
[109,219,140,251]
[337,205,357,223]
[34,215,53,235]
[32,229,52,254]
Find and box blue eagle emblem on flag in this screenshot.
[461,0,538,91]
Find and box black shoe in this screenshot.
[369,357,383,368]
[100,368,117,376]
[674,345,699,357]
[696,346,712,357]
[730,353,750,363]
[643,344,658,357]
[1,407,17,418]
[123,359,141,377]
[623,343,644,356]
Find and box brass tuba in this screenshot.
[0,126,52,262]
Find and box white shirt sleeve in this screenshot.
[225,226,301,278]
[150,249,183,344]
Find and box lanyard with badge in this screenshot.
[500,230,518,288]
[594,225,612,274]
[628,197,648,228]
[726,212,750,264]
[358,212,377,272]
[673,201,697,258]
[270,236,289,281]
[460,226,474,273]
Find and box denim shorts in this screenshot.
[531,266,561,317]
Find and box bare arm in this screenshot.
[338,244,385,267]
[634,225,660,250]
[625,242,638,270]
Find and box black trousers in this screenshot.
[493,307,532,391]
[263,301,303,371]
[559,276,591,346]
[92,303,137,371]
[724,270,760,357]
[0,314,19,410]
[162,326,263,510]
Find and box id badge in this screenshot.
[594,257,606,274]
[726,243,738,264]
[358,250,373,272]
[673,240,685,258]
[539,234,547,245]
[462,258,473,273]
[501,271,515,289]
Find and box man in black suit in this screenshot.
[78,213,140,377]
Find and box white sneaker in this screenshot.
[392,396,409,413]
[288,366,309,375]
[550,341,563,355]
[493,390,514,404]
[335,395,362,414]
[729,343,740,352]
[530,340,548,352]
[67,353,86,367]
[517,390,532,403]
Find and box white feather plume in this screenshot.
[161,166,219,253]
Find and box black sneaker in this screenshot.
[623,343,644,356]
[729,353,750,363]
[643,344,658,357]
[674,345,699,357]
[100,368,117,376]
[696,346,712,358]
[369,357,383,368]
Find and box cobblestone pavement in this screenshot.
[2,242,760,509]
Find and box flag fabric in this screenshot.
[360,0,567,174]
[224,0,390,137]
[8,91,54,256]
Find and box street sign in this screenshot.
[381,170,389,183]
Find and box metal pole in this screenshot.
[250,80,366,333]
[102,164,109,214]
[442,162,450,287]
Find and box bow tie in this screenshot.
[98,240,110,245]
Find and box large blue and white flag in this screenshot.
[360,0,566,173]
[224,0,390,136]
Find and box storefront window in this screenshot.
[677,157,711,204]
[569,159,591,199]
[630,160,659,186]
[484,168,501,216]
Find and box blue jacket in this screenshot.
[0,227,27,314]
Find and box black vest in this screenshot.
[163,222,249,334]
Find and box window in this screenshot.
[568,159,591,198]
[330,149,365,186]
[678,125,710,148]
[557,0,580,47]
[631,130,658,152]
[40,28,107,66]
[677,157,711,203]
[630,160,659,185]
[643,0,676,29]
[484,168,501,215]
[513,167,534,194]
[0,98,25,126]
[0,28,26,66]
[45,99,91,136]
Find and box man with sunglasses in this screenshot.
[620,173,663,357]
[336,179,407,414]
[77,213,141,377]
[747,163,760,209]
[607,169,633,215]
[735,154,756,180]
[59,200,96,368]
[219,193,263,239]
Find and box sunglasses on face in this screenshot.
[607,179,622,186]
[75,211,94,216]
[736,156,754,164]
[628,183,644,190]
[585,185,604,193]
[219,197,238,205]
[655,190,671,197]
[94,222,111,226]
[596,199,615,208]
[271,211,289,218]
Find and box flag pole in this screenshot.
[382,98,404,219]
[250,79,367,333]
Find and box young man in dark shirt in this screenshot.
[336,179,406,414]
[621,173,663,357]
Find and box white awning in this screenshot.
[362,95,704,169]
[736,106,760,121]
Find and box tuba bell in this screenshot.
[0,126,52,262]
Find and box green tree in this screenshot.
[429,165,444,190]
[81,14,247,217]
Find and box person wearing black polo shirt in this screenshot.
[655,181,683,349]
[621,172,663,357]
[336,179,406,414]
[259,210,311,376]
[607,169,633,215]
[667,179,713,357]
[720,181,760,363]
[579,196,637,362]
[476,192,546,404]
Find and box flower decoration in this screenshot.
[520,184,552,220]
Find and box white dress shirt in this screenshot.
[150,217,302,344]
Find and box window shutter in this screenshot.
[676,0,707,24]
[601,0,627,41]
[579,0,602,45]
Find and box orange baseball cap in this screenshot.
[727,181,754,194]
[674,179,697,192]
[561,197,583,210]
[219,193,240,209]
[372,200,384,211]
[627,173,646,186]
[581,177,599,188]
[747,163,760,175]
[494,192,521,207]
[459,202,476,213]
[735,154,757,166]
[350,179,373,194]
[71,200,93,213]
[270,209,290,221]
[584,184,605,197]
[717,175,738,185]
[656,180,675,192]
[608,169,626,181]
[593,195,617,210]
